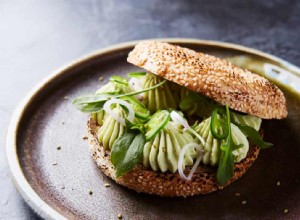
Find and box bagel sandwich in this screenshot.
[73,41,287,197]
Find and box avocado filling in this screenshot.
[129,73,178,113]
[143,121,197,173]
[73,72,272,185]
[97,104,126,149]
[193,117,249,166]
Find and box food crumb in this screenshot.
[98,76,104,81]
[118,213,122,219]
[89,190,93,195]
[104,183,111,187]
[284,208,289,214]
[277,181,281,186]
[61,186,65,189]
[57,146,61,150]
[82,135,88,140]
[241,200,247,205]
[62,122,65,125]
[235,193,240,196]
[52,162,58,166]
[64,96,69,100]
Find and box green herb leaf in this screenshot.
[73,102,105,113]
[96,90,123,96]
[111,130,146,178]
[215,105,242,186]
[127,72,147,77]
[110,76,128,85]
[72,94,110,113]
[217,142,235,186]
[145,110,170,141]
[236,124,273,149]
[72,94,110,105]
[73,79,166,114]
[217,139,243,185]
[116,80,166,99]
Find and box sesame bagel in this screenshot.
[87,118,260,197]
[127,41,287,119]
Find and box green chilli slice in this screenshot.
[210,106,229,140]
[145,110,170,141]
[119,96,150,120]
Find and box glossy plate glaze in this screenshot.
[6,39,300,220]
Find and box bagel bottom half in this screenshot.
[87,118,260,197]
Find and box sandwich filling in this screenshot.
[74,72,271,185]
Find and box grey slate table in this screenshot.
[1,0,299,219]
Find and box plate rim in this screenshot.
[5,38,300,219]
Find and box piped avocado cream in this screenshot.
[129,73,178,113]
[194,117,249,165]
[92,81,131,125]
[143,121,197,173]
[98,104,126,149]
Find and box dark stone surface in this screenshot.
[0,0,299,219]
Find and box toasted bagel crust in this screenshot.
[127,41,287,119]
[87,118,260,197]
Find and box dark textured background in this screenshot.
[1,0,299,219]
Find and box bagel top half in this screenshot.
[127,41,287,119]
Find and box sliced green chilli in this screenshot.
[211,106,229,140]
[120,96,150,120]
[145,110,170,141]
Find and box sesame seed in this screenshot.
[276,181,281,186]
[235,193,240,196]
[98,76,104,81]
[118,213,122,219]
[283,209,289,214]
[52,162,58,166]
[241,200,247,205]
[64,96,69,100]
[82,135,88,140]
[104,183,110,187]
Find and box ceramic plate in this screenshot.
[6,39,300,219]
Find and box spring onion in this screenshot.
[178,143,204,181]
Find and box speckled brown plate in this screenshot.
[6,39,300,220]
